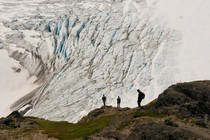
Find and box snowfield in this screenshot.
[0,0,210,123]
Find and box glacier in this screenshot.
[0,0,210,123]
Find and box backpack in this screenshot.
[141,92,145,99]
[142,93,145,99]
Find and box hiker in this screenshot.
[102,95,106,106]
[137,89,145,108]
[117,96,121,107]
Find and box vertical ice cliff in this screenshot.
[22,0,182,122]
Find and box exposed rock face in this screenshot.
[85,107,210,140]
[0,111,35,129]
[155,81,210,118]
[0,111,23,128]
[126,122,201,140]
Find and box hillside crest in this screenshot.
[1,81,210,139]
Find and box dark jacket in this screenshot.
[138,90,145,101]
[117,97,121,103]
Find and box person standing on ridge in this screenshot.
[102,95,106,106]
[137,89,145,108]
[117,96,121,107]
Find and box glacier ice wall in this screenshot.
[24,0,182,122]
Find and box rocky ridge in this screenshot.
[0,81,210,140]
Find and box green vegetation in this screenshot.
[0,127,36,139]
[145,99,157,109]
[117,120,135,131]
[34,115,113,140]
[0,115,113,140]
[132,110,167,118]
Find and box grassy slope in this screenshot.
[0,115,113,140]
[0,105,161,140]
[0,104,209,140]
[35,115,113,139]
